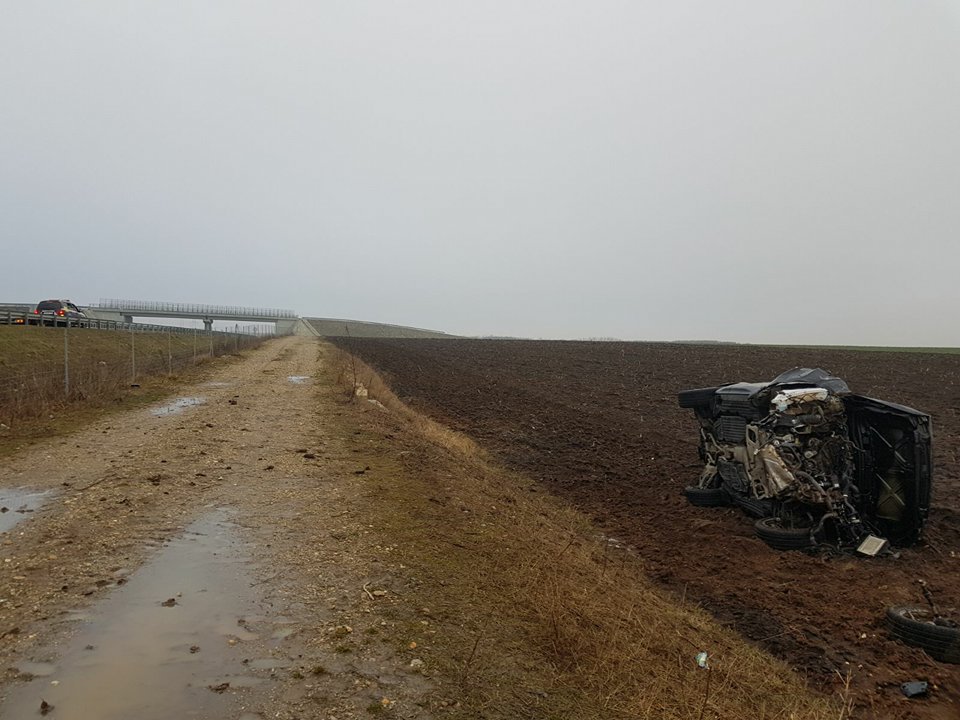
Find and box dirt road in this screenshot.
[0,336,433,719]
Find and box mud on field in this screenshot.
[333,338,960,720]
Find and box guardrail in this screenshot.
[0,311,273,335]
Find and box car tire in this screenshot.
[684,485,729,507]
[754,517,814,550]
[733,495,774,518]
[887,607,960,664]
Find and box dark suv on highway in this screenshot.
[29,299,88,327]
[678,368,932,551]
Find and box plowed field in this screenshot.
[333,338,960,720]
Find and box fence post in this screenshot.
[131,324,136,384]
[64,318,70,397]
[167,330,172,375]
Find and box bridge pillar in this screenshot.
[123,314,134,324]
[203,318,214,332]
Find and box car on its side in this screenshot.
[29,299,89,327]
[678,368,932,551]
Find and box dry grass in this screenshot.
[0,326,263,427]
[330,344,483,459]
[324,344,847,719]
[0,327,268,456]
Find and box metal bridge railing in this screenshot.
[91,299,297,319]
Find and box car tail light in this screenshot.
[57,309,65,316]
[33,309,39,314]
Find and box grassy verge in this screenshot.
[323,345,846,719]
[0,326,267,456]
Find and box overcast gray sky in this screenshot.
[2,1,958,344]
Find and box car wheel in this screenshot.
[754,517,813,550]
[887,606,960,664]
[684,485,728,507]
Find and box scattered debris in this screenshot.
[160,598,177,607]
[856,535,889,557]
[901,681,929,698]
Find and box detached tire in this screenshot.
[887,607,960,664]
[684,486,728,507]
[754,517,814,550]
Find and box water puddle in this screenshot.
[150,397,206,417]
[0,488,51,533]
[0,509,269,720]
[286,376,310,384]
[14,661,57,677]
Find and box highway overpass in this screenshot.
[87,299,301,334]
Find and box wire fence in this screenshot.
[0,323,268,426]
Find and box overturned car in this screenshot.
[678,368,932,551]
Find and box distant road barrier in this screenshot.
[0,310,273,335]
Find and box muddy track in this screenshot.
[0,337,436,719]
[333,338,960,720]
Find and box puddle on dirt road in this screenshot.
[286,376,310,384]
[0,488,51,533]
[0,508,276,720]
[150,397,206,417]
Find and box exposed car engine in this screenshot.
[679,368,932,551]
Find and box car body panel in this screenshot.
[843,395,932,545]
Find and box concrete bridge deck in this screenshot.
[88,299,299,332]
